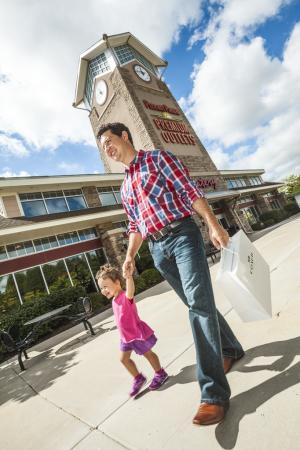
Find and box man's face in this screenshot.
[100,130,128,162]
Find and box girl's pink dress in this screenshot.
[112,291,157,355]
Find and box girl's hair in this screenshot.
[95,264,123,284]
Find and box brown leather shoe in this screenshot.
[193,403,226,425]
[223,354,244,374]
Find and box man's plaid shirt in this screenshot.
[121,150,204,239]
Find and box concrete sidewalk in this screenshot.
[1,216,299,450]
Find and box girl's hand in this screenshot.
[123,256,135,278]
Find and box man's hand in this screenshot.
[209,223,229,249]
[122,255,135,278]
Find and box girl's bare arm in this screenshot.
[125,275,135,299]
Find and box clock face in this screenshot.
[95,79,108,105]
[133,64,151,82]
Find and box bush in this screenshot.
[134,277,148,294]
[139,268,164,286]
[251,222,264,231]
[88,292,111,312]
[0,286,86,361]
[259,209,288,223]
[134,268,164,294]
[135,254,155,273]
[284,202,300,215]
[263,218,275,227]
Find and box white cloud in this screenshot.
[0,0,202,153]
[57,161,82,173]
[0,134,29,157]
[0,167,30,178]
[184,1,300,180]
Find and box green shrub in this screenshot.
[251,222,264,231]
[259,209,287,223]
[134,277,148,294]
[263,218,275,227]
[139,268,164,287]
[0,286,86,361]
[135,254,155,273]
[284,202,300,215]
[88,292,111,312]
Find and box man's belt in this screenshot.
[149,217,190,242]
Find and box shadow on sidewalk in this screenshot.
[0,321,118,407]
[0,349,78,407]
[134,363,198,399]
[55,322,117,355]
[215,336,300,449]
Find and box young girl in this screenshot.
[96,264,168,397]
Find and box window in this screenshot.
[42,260,71,293]
[85,249,106,276]
[0,274,20,313]
[43,191,68,213]
[64,189,87,211]
[0,246,7,261]
[226,179,234,189]
[65,254,97,293]
[24,241,35,254]
[112,186,122,203]
[114,45,157,75]
[78,228,97,241]
[7,243,26,258]
[2,228,99,261]
[85,52,110,106]
[20,189,87,217]
[242,206,260,224]
[218,217,229,230]
[15,267,47,302]
[248,177,262,186]
[236,196,253,205]
[57,232,79,246]
[21,198,47,217]
[97,186,122,206]
[33,236,58,252]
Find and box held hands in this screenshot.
[209,223,229,249]
[122,256,135,278]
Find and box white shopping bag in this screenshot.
[216,230,272,322]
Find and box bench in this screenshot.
[0,327,36,371]
[68,297,95,336]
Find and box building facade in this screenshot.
[0,32,286,312]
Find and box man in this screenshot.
[98,122,244,425]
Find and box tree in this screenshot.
[280,175,300,197]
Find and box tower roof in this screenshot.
[73,32,167,107]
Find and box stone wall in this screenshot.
[82,186,101,208]
[96,224,126,272]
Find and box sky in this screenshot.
[0,0,300,181]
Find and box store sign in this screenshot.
[143,100,180,116]
[153,117,196,146]
[143,99,196,146]
[196,178,216,190]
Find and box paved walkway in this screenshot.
[1,216,299,450]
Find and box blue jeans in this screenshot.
[148,217,244,405]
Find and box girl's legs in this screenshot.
[144,350,169,390]
[143,350,161,372]
[120,351,139,377]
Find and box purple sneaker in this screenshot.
[149,368,169,390]
[129,373,147,397]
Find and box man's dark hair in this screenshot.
[97,122,134,145]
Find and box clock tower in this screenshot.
[73,32,225,189]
